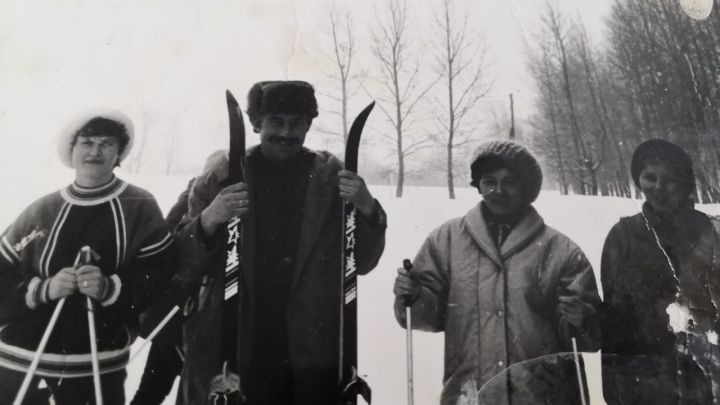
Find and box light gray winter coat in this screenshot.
[394,203,600,405]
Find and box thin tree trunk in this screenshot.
[447,144,455,199]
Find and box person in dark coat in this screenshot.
[131,151,227,405]
[601,139,719,405]
[174,81,387,405]
[130,178,193,405]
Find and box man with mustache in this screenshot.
[393,140,600,405]
[174,81,387,404]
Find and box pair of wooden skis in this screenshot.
[213,91,375,404]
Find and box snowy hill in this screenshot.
[3,173,718,404]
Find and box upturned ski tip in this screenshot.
[344,101,376,173]
[360,101,376,116]
[226,89,240,107]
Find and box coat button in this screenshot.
[497,310,503,317]
[280,256,293,269]
[498,360,504,367]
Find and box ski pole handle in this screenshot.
[402,259,414,307]
[79,246,92,266]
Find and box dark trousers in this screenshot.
[0,366,126,405]
[243,354,338,405]
[602,354,712,405]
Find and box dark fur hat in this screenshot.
[246,81,319,127]
[630,139,695,194]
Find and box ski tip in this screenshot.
[357,101,375,123]
[226,90,240,107]
[347,101,376,140]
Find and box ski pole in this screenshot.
[129,305,180,362]
[87,296,103,405]
[13,247,91,405]
[12,297,66,405]
[571,337,587,405]
[79,246,103,405]
[402,259,414,405]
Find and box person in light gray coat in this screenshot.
[394,141,601,405]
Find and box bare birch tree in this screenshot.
[543,2,606,194]
[432,0,492,199]
[317,5,356,146]
[371,0,437,197]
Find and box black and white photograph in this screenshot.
[0,0,719,404]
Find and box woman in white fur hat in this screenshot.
[0,111,174,404]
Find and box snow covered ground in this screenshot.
[3,172,719,404]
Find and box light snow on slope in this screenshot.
[3,174,719,405]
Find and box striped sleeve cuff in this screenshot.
[0,235,21,265]
[25,277,51,309]
[100,274,122,307]
[137,232,174,259]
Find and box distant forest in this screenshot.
[528,0,720,202]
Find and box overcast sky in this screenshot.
[0,0,612,186]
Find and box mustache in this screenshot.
[269,136,300,145]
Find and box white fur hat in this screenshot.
[57,109,135,168]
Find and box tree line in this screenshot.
[529,0,720,202]
[320,0,491,198]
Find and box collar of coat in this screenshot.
[638,200,711,251]
[464,202,545,268]
[640,199,696,229]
